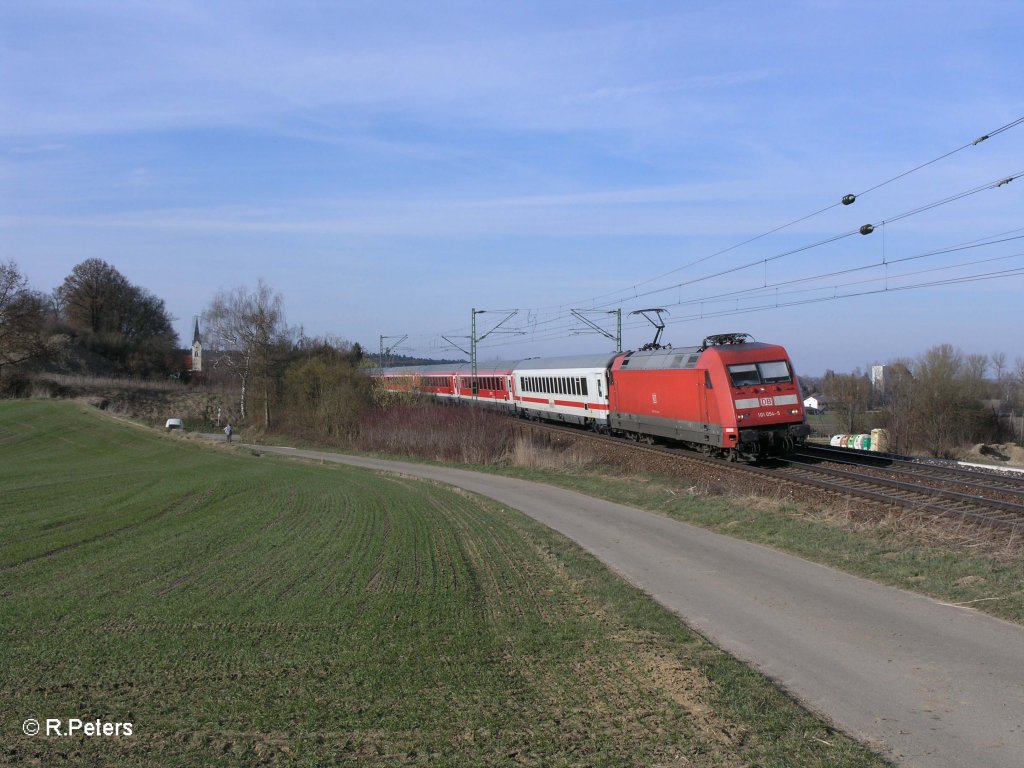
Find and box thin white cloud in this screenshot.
[9,143,69,154]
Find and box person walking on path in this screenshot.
[224,423,233,444]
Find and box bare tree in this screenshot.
[56,258,177,374]
[908,344,995,457]
[991,352,1010,404]
[57,258,131,336]
[964,353,990,401]
[203,281,290,426]
[880,360,915,453]
[0,261,49,380]
[823,368,871,434]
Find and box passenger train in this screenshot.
[377,333,810,461]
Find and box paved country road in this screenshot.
[214,439,1024,768]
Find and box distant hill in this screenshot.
[365,353,466,368]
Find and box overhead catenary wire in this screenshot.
[467,170,1024,351]
[466,238,1024,352]
[542,114,1024,313]
[389,116,1024,357]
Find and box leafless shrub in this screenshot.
[354,403,515,464]
[506,434,595,470]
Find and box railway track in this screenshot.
[519,420,1024,533]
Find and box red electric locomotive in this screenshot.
[608,333,809,461]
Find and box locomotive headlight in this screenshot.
[737,413,746,420]
[789,409,800,415]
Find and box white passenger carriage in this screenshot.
[512,353,618,428]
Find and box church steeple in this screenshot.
[191,316,203,372]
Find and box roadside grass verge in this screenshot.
[485,464,1024,626]
[0,401,888,767]
[242,407,1024,627]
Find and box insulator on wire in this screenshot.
[841,194,856,205]
[859,224,875,235]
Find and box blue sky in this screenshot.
[2,1,1022,375]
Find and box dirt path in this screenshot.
[228,442,1024,768]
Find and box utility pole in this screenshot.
[570,308,622,352]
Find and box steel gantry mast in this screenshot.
[570,308,622,352]
[378,334,407,372]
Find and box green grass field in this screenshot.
[0,401,888,767]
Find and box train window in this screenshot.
[727,361,792,386]
[705,371,713,389]
[581,378,588,396]
[758,361,792,384]
[727,364,760,387]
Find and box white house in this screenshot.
[803,395,824,412]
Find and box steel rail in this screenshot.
[798,444,1024,492]
[517,420,1024,533]
[791,451,1024,502]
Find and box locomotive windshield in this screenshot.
[727,360,792,387]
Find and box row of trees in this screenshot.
[200,281,373,438]
[0,258,179,382]
[0,262,375,438]
[814,345,1024,456]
